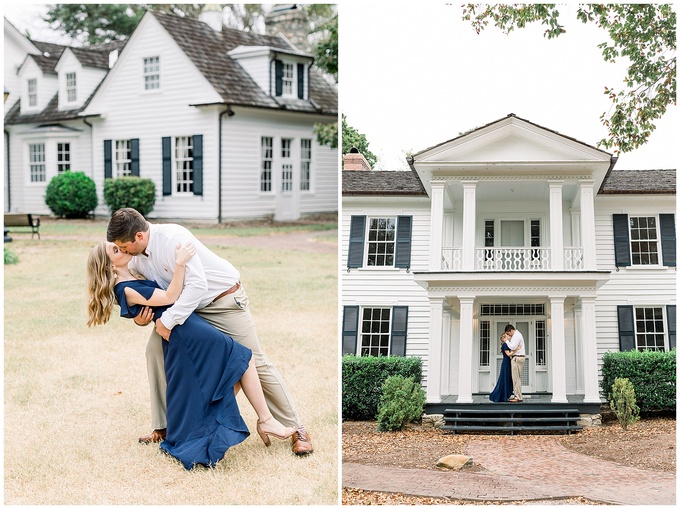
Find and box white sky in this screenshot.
[4,3,678,172]
[340,3,677,172]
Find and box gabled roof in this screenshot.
[599,169,676,194]
[342,170,427,196]
[152,11,337,115]
[4,93,88,124]
[27,41,67,74]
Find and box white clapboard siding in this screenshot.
[18,59,58,114]
[56,50,107,110]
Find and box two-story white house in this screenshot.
[342,114,676,417]
[4,7,338,221]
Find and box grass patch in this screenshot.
[4,225,338,505]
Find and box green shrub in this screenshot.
[103,177,156,216]
[377,375,426,431]
[600,349,676,413]
[609,377,640,430]
[4,247,19,265]
[44,171,98,218]
[342,355,422,420]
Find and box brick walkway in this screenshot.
[343,435,676,505]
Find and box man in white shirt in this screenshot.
[504,324,525,402]
[106,208,313,455]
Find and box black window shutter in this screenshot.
[667,305,676,350]
[617,305,636,351]
[390,306,409,357]
[130,138,140,176]
[347,215,366,269]
[394,215,413,269]
[192,134,203,196]
[274,59,283,96]
[342,306,359,356]
[104,140,112,179]
[612,214,631,267]
[297,63,304,99]
[162,136,172,196]
[659,214,676,267]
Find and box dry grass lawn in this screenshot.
[4,223,338,505]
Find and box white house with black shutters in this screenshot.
[4,7,338,221]
[342,114,676,412]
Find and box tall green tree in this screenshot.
[462,4,676,154]
[44,4,144,44]
[342,115,378,169]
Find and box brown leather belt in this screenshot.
[212,282,240,303]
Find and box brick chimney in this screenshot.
[265,4,311,53]
[343,147,371,171]
[200,4,223,32]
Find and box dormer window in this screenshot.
[274,59,306,99]
[66,72,77,102]
[27,78,37,107]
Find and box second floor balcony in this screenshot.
[441,246,584,271]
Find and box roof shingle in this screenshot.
[342,170,427,196]
[599,169,676,194]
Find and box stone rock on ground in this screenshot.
[436,454,473,470]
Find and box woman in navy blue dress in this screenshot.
[489,333,514,402]
[87,241,295,470]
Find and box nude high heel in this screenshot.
[256,416,296,446]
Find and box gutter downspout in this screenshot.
[218,106,231,224]
[82,117,95,179]
[4,129,10,212]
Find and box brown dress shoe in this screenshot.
[291,428,313,456]
[138,428,166,444]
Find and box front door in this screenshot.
[274,138,300,221]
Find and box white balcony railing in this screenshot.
[440,246,584,271]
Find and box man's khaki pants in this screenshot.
[146,284,301,430]
[510,356,525,400]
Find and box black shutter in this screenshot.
[297,63,304,99]
[162,136,172,196]
[274,59,283,96]
[659,214,676,267]
[390,306,408,357]
[613,214,631,267]
[394,215,413,269]
[347,215,366,269]
[667,305,676,350]
[617,305,636,351]
[130,138,140,176]
[104,140,112,179]
[192,134,203,196]
[342,306,359,356]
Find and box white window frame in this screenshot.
[114,140,132,177]
[27,78,38,107]
[143,56,160,91]
[358,306,392,357]
[634,306,667,351]
[300,138,311,191]
[629,216,661,266]
[57,142,71,173]
[281,138,293,192]
[66,72,77,102]
[173,136,194,194]
[260,136,273,193]
[28,143,46,183]
[365,216,397,267]
[282,62,294,97]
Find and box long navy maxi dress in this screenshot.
[489,342,513,402]
[114,279,252,470]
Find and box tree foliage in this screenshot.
[44,4,144,44]
[342,115,378,169]
[462,4,677,154]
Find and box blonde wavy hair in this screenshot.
[86,241,117,327]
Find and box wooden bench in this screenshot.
[4,213,41,239]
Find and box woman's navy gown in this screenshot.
[489,342,513,402]
[115,279,252,470]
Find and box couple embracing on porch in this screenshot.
[489,325,526,403]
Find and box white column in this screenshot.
[461,181,477,270]
[426,297,444,403]
[580,296,601,402]
[429,181,446,270]
[579,180,597,270]
[550,296,568,403]
[549,181,564,271]
[573,305,584,394]
[456,296,475,403]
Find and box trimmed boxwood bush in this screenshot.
[342,354,423,420]
[44,171,98,218]
[377,375,426,431]
[600,349,676,413]
[103,177,156,216]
